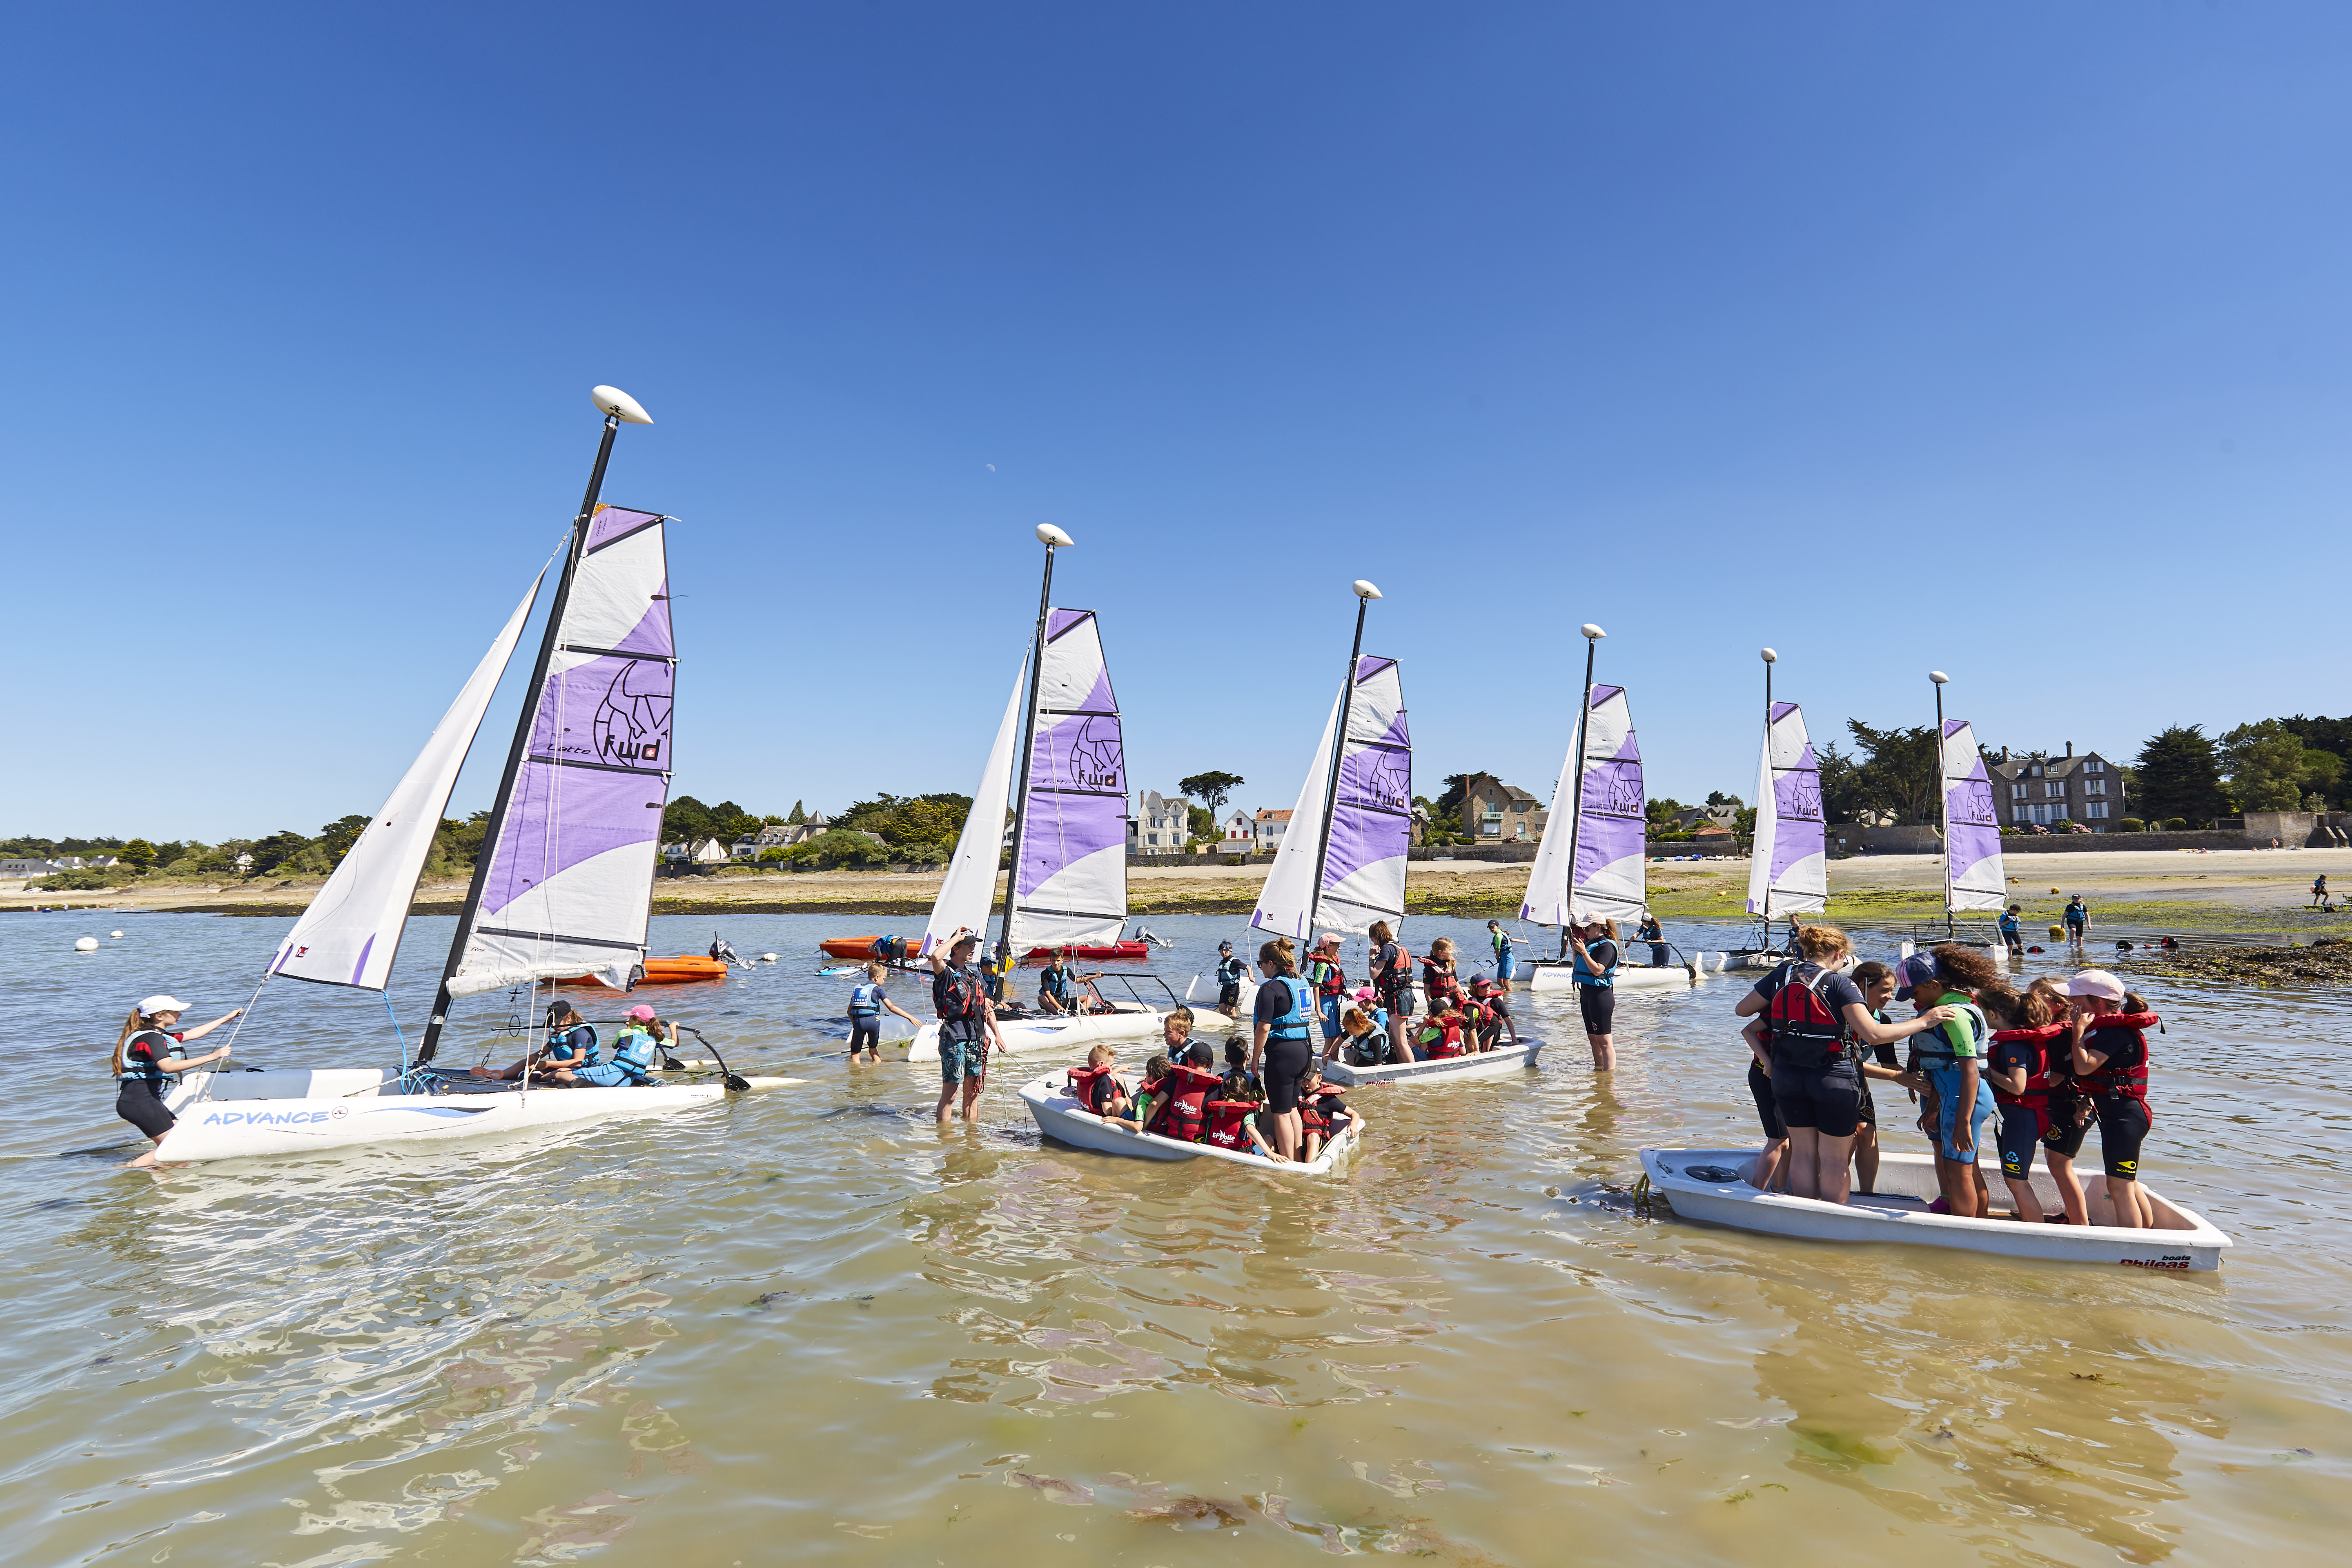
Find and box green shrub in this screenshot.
[2117,817,2144,833]
[34,866,130,891]
[2164,817,2189,831]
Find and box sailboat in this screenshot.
[1726,649,1828,971]
[149,389,798,1165]
[884,528,1170,1063]
[1931,673,2007,940]
[1519,630,1694,992]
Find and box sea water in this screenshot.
[2,909,2345,1565]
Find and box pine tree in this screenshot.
[788,800,806,824]
[2133,726,2230,824]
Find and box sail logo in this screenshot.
[1353,752,1412,815]
[1062,718,1123,791]
[593,662,673,769]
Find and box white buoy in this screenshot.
[761,953,778,962]
[109,929,125,939]
[74,936,99,952]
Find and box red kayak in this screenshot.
[1022,942,1152,962]
[823,935,1154,964]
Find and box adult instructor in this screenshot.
[1247,940,1316,1162]
[928,927,1005,1125]
[111,995,243,1169]
[1567,917,1621,1070]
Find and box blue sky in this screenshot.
[8,3,2349,841]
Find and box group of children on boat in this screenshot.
[1737,924,2161,1227]
[1212,931,1525,1068]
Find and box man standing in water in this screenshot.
[1999,904,2024,957]
[2063,894,2090,954]
[929,928,1004,1124]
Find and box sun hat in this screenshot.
[1891,953,1942,1001]
[2066,969,2126,1000]
[626,1004,657,1020]
[137,994,191,1016]
[1315,931,1341,948]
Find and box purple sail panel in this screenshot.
[1769,746,1823,885]
[1011,610,1128,947]
[585,504,663,553]
[1317,655,1409,930]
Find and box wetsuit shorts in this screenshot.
[1773,1061,1861,1138]
[116,1082,175,1140]
[1577,984,1615,1036]
[1855,1072,1878,1129]
[1318,995,1343,1040]
[940,1033,987,1085]
[1996,1104,2044,1179]
[2094,1099,2150,1181]
[1495,948,1517,980]
[849,1018,882,1054]
[1747,1060,1786,1140]
[2040,1089,2091,1158]
[1262,1038,1312,1113]
[1928,1067,1996,1163]
[1218,981,1241,1008]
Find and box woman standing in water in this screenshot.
[1567,917,1621,1069]
[111,995,243,1169]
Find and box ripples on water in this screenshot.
[2,909,2345,1564]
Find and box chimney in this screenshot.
[2066,741,2074,757]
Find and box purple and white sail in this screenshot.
[269,577,541,990]
[1744,701,1827,919]
[1007,609,1129,952]
[1522,684,1647,925]
[1252,655,1410,940]
[1940,718,2007,912]
[446,507,675,998]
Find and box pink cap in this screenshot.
[626,1004,658,1020]
[2065,970,2125,1000]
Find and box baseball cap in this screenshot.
[1891,953,1941,1001]
[137,994,191,1016]
[2066,969,2126,1000]
[1353,986,1378,1004]
[626,1004,657,1020]
[1217,940,1233,953]
[1315,931,1341,948]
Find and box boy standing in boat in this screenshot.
[929,928,1004,1124]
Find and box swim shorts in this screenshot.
[849,1018,881,1054]
[940,1034,987,1085]
[2040,1089,2091,1158]
[2094,1098,2150,1181]
[1928,1066,1996,1163]
[1577,984,1615,1036]
[1996,1104,2044,1179]
[116,1084,175,1140]
[1773,1061,1861,1139]
[1747,1059,1786,1140]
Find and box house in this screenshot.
[1221,810,1254,849]
[1988,744,2125,831]
[693,838,730,864]
[1458,774,1548,844]
[1133,790,1194,854]
[0,857,64,878]
[1254,808,1293,854]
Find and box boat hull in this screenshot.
[819,936,916,962]
[151,1067,798,1164]
[1182,972,1258,1015]
[1321,1039,1543,1086]
[1017,1074,1359,1174]
[900,1007,1165,1062]
[1519,958,1699,993]
[1638,1148,2231,1270]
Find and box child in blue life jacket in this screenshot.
[846,962,919,1065]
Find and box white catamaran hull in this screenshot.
[1519,959,1703,992]
[153,1067,798,1164]
[899,1007,1165,1062]
[1182,972,1258,1016]
[1018,1074,1359,1174]
[1638,1148,2231,1271]
[1320,1038,1543,1086]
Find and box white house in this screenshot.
[0,858,64,878]
[1221,810,1253,849]
[1133,790,1194,854]
[1254,808,1293,854]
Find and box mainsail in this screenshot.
[1744,700,1828,919]
[444,506,675,998]
[923,656,1024,957]
[1252,655,1411,939]
[268,578,541,990]
[1007,609,1128,952]
[1940,718,2007,912]
[1522,684,1647,924]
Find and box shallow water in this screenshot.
[4,909,2345,1566]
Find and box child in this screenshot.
[1421,938,1464,1009]
[1982,985,2064,1222]
[1298,1063,1368,1162]
[1411,998,1467,1059]
[847,962,920,1064]
[1335,1006,1386,1067]
[2067,971,2160,1229]
[2027,976,2092,1224]
[1843,960,1916,1195]
[1218,1038,1264,1103]
[1068,1043,1131,1120]
[1159,1005,1195,1061]
[1132,1053,1172,1129]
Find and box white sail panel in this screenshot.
[1744,715,1777,920]
[923,655,1025,956]
[1942,719,2007,911]
[1250,688,1343,942]
[1520,691,1584,927]
[269,577,540,990]
[1010,609,1128,951]
[1746,701,1827,918]
[446,510,674,999]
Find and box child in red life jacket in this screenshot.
[1148,1040,1225,1143]
[1411,999,1467,1059]
[1297,1064,1367,1161]
[1132,1054,1172,1128]
[2065,970,2160,1229]
[1065,1043,1131,1120]
[1982,985,2069,1222]
[1421,938,1465,1009]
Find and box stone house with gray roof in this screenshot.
[1989,744,2125,830]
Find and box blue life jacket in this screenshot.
[546,1023,599,1066]
[608,1027,659,1081]
[1041,964,1073,1000]
[118,1029,176,1088]
[848,982,882,1018]
[1265,975,1314,1043]
[1573,939,1618,989]
[1999,912,2019,933]
[1216,954,1245,985]
[2065,902,2087,925]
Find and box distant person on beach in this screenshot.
[111,995,242,1169]
[1568,917,1621,1070]
[2315,875,2332,911]
[2063,895,2090,953]
[1998,904,2024,956]
[846,962,918,1064]
[928,928,1004,1124]
[1636,912,1667,967]
[1486,920,1518,991]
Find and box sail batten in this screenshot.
[444,508,675,999]
[1941,719,2007,912]
[1745,700,1827,918]
[267,577,542,991]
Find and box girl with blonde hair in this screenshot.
[110,995,243,1169]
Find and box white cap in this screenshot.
[138,994,192,1016]
[2065,969,2126,1000]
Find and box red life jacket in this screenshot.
[1201,1099,1259,1151]
[1422,960,1462,1004]
[2076,1011,2157,1105]
[1765,962,1846,1069]
[1299,1089,1347,1135]
[1147,1063,1222,1141]
[935,965,984,1024]
[1065,1065,1125,1115]
[1306,955,1349,1001]
[1989,1022,2066,1111]
[1413,1016,1465,1058]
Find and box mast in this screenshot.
[417,387,650,1065]
[1931,668,1952,937]
[996,524,1071,970]
[1307,581,1381,932]
[1559,624,1606,951]
[1759,646,1776,926]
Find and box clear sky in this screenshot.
[8,3,2349,842]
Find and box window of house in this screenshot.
[2086,759,2103,773]
[2031,764,2043,777]
[2011,783,2027,800]
[1480,815,1501,836]
[2086,802,2109,820]
[2085,778,2105,796]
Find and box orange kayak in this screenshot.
[820,935,919,962]
[556,954,731,988]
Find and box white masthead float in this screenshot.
[151,387,797,1165]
